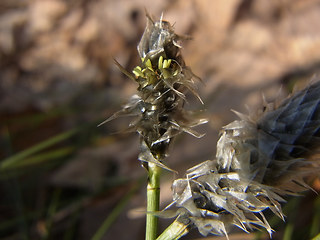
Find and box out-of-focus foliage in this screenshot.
[1,0,320,239]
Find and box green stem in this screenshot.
[146,163,161,240]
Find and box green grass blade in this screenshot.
[90,180,141,240]
[7,147,74,169]
[43,189,62,240]
[156,218,189,240]
[312,233,320,240]
[0,128,78,170]
[63,209,80,240]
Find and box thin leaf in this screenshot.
[0,128,78,170]
[90,180,141,240]
[4,147,74,169]
[156,218,189,240]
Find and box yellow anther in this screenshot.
[133,66,144,78]
[163,59,172,68]
[167,59,172,67]
[158,56,164,69]
[145,59,152,69]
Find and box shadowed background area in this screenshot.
[1,0,320,239]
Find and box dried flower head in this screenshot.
[100,14,207,171]
[169,80,320,238]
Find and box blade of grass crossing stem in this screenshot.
[90,180,141,240]
[156,218,189,240]
[312,233,320,240]
[0,128,78,170]
[146,163,161,240]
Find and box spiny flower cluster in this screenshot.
[170,80,320,238]
[101,15,207,171]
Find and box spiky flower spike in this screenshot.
[169,80,320,238]
[101,14,207,170]
[100,14,207,239]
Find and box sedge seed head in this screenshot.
[101,14,207,171]
[169,79,320,238]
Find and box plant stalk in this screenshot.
[145,163,161,240]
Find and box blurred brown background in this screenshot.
[1,0,320,239]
